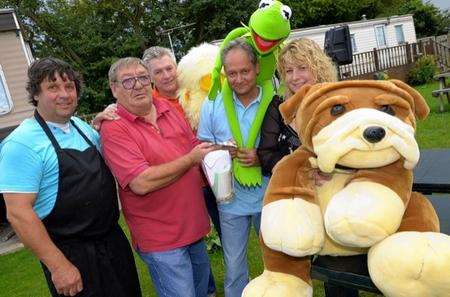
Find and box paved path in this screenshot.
[0,224,23,255]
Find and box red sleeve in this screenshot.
[189,125,201,147]
[100,121,149,189]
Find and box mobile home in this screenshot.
[0,8,34,140]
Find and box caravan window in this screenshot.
[350,34,358,53]
[395,25,405,44]
[0,65,14,115]
[375,25,387,48]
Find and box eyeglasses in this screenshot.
[115,75,151,90]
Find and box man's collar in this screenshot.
[46,121,71,134]
[117,104,139,122]
[116,98,171,122]
[153,98,171,116]
[152,88,178,101]
[232,85,262,106]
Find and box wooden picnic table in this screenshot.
[432,72,450,112]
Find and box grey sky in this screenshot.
[426,0,449,11]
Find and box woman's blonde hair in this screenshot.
[277,38,338,98]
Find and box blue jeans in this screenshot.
[219,211,261,297]
[138,240,211,297]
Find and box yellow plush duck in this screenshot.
[177,43,221,130]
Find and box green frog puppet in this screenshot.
[208,0,292,187]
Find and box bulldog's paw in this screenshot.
[368,232,450,297]
[242,270,313,297]
[261,198,324,257]
[324,181,405,247]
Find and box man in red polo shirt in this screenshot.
[100,57,215,297]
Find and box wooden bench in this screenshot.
[433,72,450,112]
[431,88,450,112]
[432,88,450,96]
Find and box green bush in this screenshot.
[373,70,390,80]
[408,55,439,85]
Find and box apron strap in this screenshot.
[34,110,62,151]
[34,110,96,150]
[70,120,96,148]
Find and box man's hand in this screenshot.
[92,103,119,130]
[227,146,238,159]
[213,139,237,158]
[51,259,83,296]
[4,194,83,296]
[236,148,260,167]
[189,142,216,164]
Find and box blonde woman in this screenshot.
[257,38,337,175]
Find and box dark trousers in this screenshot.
[202,186,222,240]
[324,283,359,297]
[202,186,221,295]
[0,194,7,223]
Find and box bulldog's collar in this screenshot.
[309,157,356,174]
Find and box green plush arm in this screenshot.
[208,27,249,100]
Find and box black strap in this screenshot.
[70,119,96,148]
[34,110,95,151]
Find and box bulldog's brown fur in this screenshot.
[260,80,439,285]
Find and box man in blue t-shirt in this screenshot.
[0,58,141,297]
[197,38,271,297]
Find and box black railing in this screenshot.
[339,38,450,79]
[339,43,416,79]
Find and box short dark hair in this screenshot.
[26,57,83,106]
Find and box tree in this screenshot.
[180,0,256,46]
[0,0,175,113]
[2,0,446,113]
[284,0,401,28]
[395,0,449,38]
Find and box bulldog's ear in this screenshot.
[279,84,312,124]
[389,79,430,120]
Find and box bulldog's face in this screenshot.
[280,80,429,173]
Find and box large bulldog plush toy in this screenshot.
[243,80,450,297]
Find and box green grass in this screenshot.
[1,81,448,296]
[415,81,450,148]
[0,222,379,297]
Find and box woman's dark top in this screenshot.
[257,95,300,176]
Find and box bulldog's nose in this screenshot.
[363,126,386,143]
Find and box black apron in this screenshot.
[35,111,141,297]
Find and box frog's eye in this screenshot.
[281,5,292,20]
[258,0,274,9]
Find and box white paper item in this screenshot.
[202,150,234,204]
